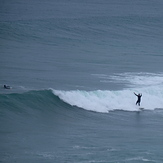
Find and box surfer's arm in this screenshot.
[134,92,137,96]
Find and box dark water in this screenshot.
[1,0,163,162]
[1,90,163,162]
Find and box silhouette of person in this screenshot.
[4,85,11,89]
[134,92,142,106]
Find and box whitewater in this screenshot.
[53,72,163,112]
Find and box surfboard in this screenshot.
[139,107,144,110]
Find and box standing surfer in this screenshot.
[134,92,142,106]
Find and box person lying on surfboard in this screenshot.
[134,92,142,106]
[4,85,11,89]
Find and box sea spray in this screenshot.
[52,86,163,113]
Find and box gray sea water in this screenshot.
[1,0,163,162]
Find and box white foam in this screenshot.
[52,73,163,113]
[94,72,163,87]
[52,86,163,113]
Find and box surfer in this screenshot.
[4,85,11,89]
[134,92,142,106]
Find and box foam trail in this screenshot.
[52,86,163,113]
[95,72,163,87]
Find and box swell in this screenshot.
[1,15,162,44]
[0,89,75,118]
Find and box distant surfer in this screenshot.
[134,92,142,106]
[4,85,11,89]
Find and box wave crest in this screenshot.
[52,87,163,113]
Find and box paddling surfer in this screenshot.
[134,92,142,106]
[4,85,11,89]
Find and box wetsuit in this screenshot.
[4,85,10,89]
[134,93,142,106]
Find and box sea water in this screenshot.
[0,0,163,162]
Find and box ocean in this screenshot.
[0,0,163,162]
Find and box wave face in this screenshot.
[1,73,163,115]
[0,90,70,118]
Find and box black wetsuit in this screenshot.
[4,85,10,89]
[135,93,142,106]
